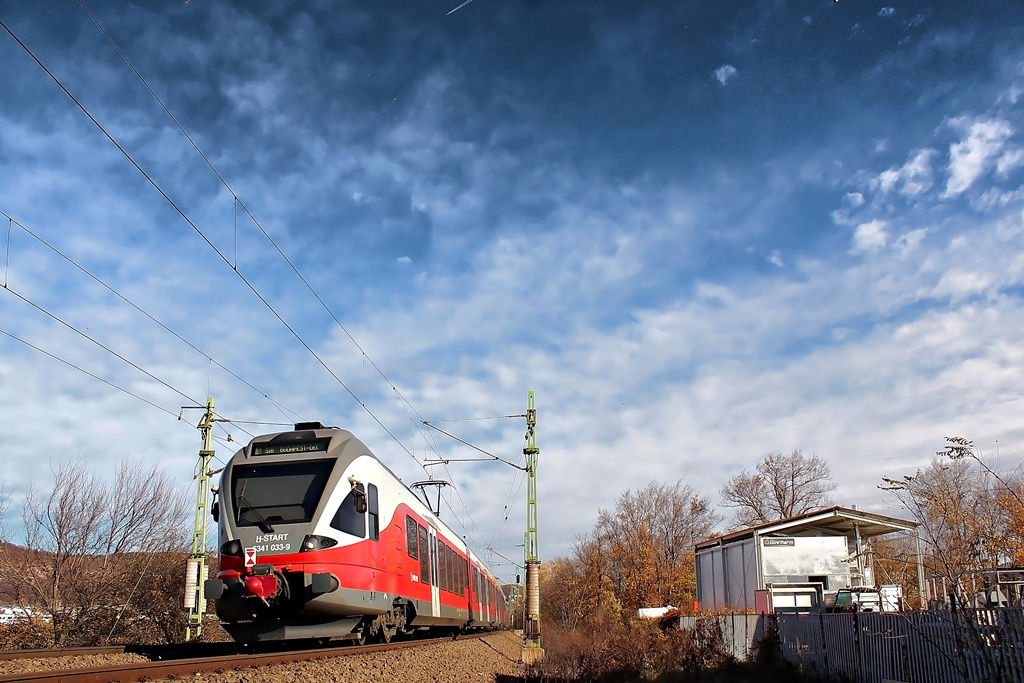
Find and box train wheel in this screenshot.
[380,626,394,644]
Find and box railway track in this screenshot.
[0,634,488,683]
[0,637,352,662]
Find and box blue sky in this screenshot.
[1,0,1023,580]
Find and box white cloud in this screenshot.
[4,1,1024,566]
[932,269,994,301]
[894,228,927,259]
[997,148,1024,175]
[870,149,936,199]
[714,65,737,86]
[851,219,889,252]
[878,7,895,18]
[943,117,1014,197]
[845,192,866,207]
[974,186,1024,211]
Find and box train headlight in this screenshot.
[299,535,338,551]
[220,539,243,557]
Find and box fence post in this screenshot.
[818,612,829,679]
[853,609,863,682]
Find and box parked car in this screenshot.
[828,587,881,612]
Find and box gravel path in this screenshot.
[200,632,524,683]
[0,632,525,682]
[0,652,151,676]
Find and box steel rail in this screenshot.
[0,634,487,683]
[0,647,125,662]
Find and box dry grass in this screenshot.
[0,620,54,650]
[517,616,820,683]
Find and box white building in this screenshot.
[695,506,921,613]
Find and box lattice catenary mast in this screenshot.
[522,391,544,660]
[184,397,216,641]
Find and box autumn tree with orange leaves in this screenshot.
[881,437,1024,607]
[541,481,718,628]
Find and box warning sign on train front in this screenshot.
[244,548,257,567]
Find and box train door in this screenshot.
[428,527,440,617]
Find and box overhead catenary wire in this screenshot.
[430,414,527,423]
[489,467,527,554]
[4,216,10,287]
[0,15,427,470]
[5,8,520,559]
[75,0,445,464]
[0,283,257,441]
[2,285,201,408]
[0,208,305,426]
[0,326,178,419]
[421,421,527,470]
[75,6,511,565]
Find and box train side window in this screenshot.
[473,566,479,597]
[418,525,430,584]
[430,535,438,588]
[330,488,366,538]
[446,547,454,593]
[367,483,379,541]
[446,546,454,592]
[447,546,454,594]
[439,543,447,592]
[406,516,418,559]
[454,555,460,596]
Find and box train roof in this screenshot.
[231,423,501,582]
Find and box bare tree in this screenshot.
[0,458,189,645]
[881,453,1019,608]
[880,444,1024,682]
[720,450,836,528]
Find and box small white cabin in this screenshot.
[694,506,920,614]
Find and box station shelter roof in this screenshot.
[695,505,918,552]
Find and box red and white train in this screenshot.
[204,422,509,642]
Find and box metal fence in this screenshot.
[679,609,1024,683]
[775,609,1024,683]
[679,613,767,660]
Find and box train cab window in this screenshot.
[418,525,430,584]
[330,486,366,538]
[367,484,379,541]
[231,460,334,528]
[406,516,418,559]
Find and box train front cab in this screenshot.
[204,425,503,642]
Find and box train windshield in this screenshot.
[231,460,334,529]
